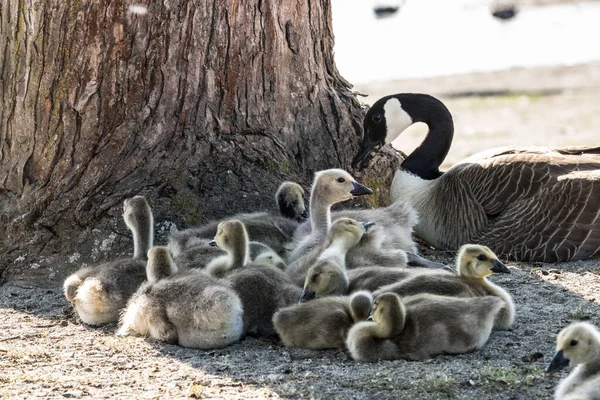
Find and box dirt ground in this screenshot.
[2,62,600,399]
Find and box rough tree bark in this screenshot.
[0,0,400,281]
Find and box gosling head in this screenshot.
[325,217,374,248]
[312,169,373,206]
[457,244,510,278]
[146,246,178,283]
[349,291,374,322]
[546,322,600,372]
[276,181,308,221]
[370,292,406,337]
[123,196,152,230]
[299,260,349,303]
[254,251,286,270]
[209,220,248,252]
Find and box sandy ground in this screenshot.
[1,62,600,399]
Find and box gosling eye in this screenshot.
[336,177,346,183]
[477,254,487,261]
[372,113,383,123]
[570,339,579,346]
[311,274,319,283]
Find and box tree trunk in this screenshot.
[0,0,400,282]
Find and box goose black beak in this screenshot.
[360,221,375,231]
[350,181,374,196]
[367,312,374,321]
[298,287,316,304]
[209,240,217,247]
[546,350,569,372]
[352,136,382,170]
[490,259,511,274]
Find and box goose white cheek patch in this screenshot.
[383,98,413,144]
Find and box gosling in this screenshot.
[288,217,371,288]
[209,219,302,336]
[63,196,153,326]
[168,181,305,258]
[117,247,244,348]
[546,322,600,400]
[346,292,503,362]
[374,244,515,330]
[273,291,373,349]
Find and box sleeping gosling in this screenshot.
[346,292,503,362]
[276,181,308,222]
[273,291,373,349]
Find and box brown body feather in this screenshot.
[393,146,600,262]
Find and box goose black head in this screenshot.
[353,94,414,170]
[352,93,453,172]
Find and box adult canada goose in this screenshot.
[168,181,304,259]
[346,292,503,362]
[352,93,600,262]
[209,219,302,336]
[276,181,308,222]
[273,291,373,349]
[286,169,374,263]
[63,196,153,326]
[288,217,372,288]
[117,247,244,348]
[546,322,600,400]
[374,244,514,330]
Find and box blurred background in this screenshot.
[331,0,600,168]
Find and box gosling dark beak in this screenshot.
[361,221,375,231]
[352,136,382,170]
[298,287,316,304]
[546,350,570,372]
[350,181,374,196]
[298,208,309,221]
[367,312,374,321]
[490,259,511,274]
[209,240,217,247]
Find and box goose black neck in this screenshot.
[399,94,454,180]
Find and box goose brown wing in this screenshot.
[448,147,600,261]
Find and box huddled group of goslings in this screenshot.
[64,93,600,400]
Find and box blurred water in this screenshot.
[332,0,600,83]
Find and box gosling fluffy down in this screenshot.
[547,322,600,400]
[346,292,504,362]
[118,247,244,349]
[374,244,515,330]
[209,219,302,336]
[273,291,372,349]
[63,195,153,326]
[168,181,305,259]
